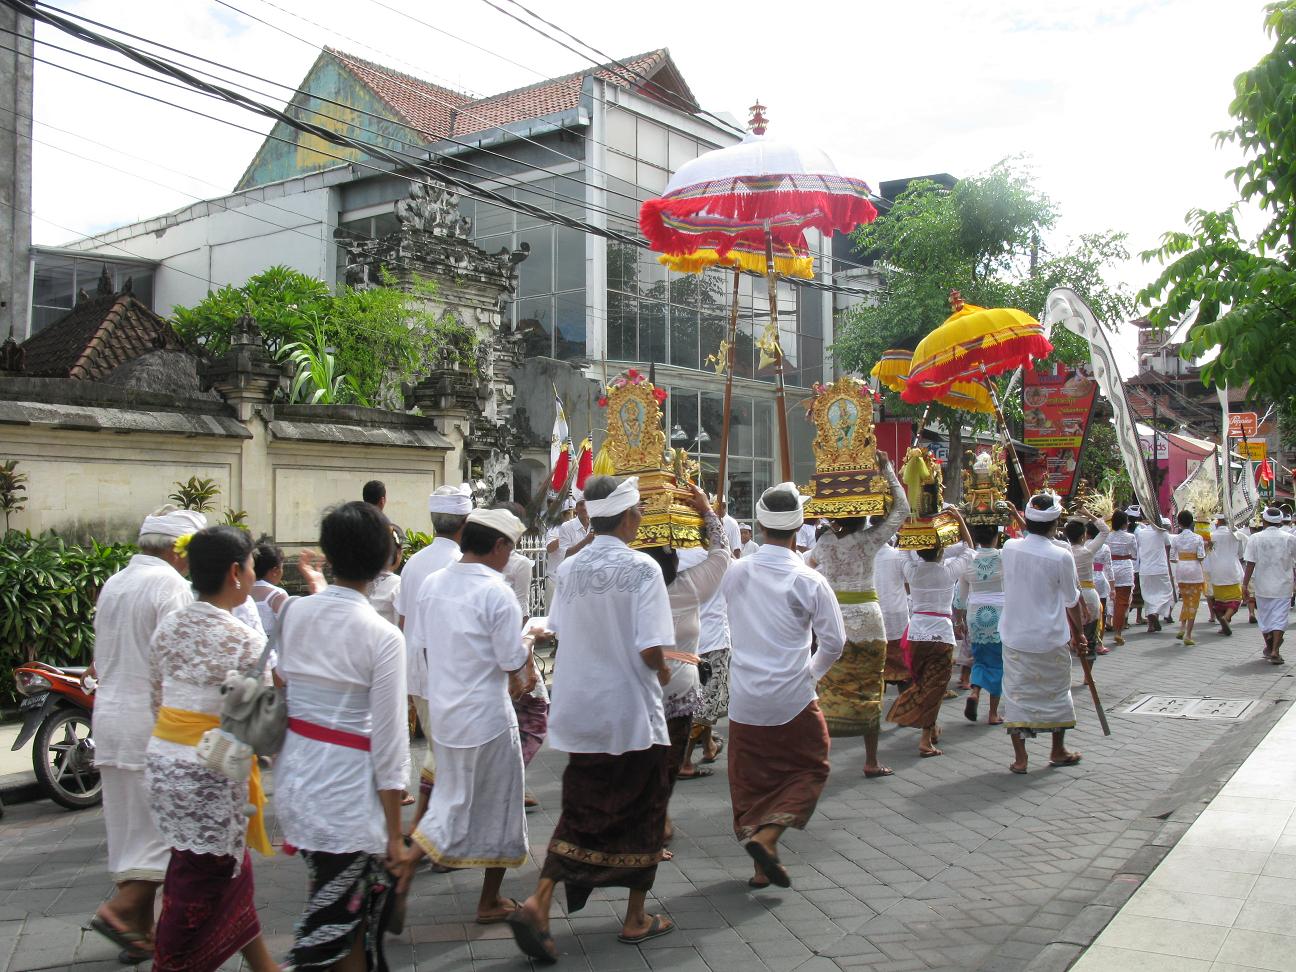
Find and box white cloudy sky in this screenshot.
[23,0,1273,311]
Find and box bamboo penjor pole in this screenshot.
[716,268,741,498]
[765,231,793,482]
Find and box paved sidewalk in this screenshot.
[1073,673,1296,971]
[1,612,1294,971]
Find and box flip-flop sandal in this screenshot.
[1272,656,1286,665]
[702,737,726,763]
[676,768,713,781]
[1048,753,1083,767]
[964,696,979,722]
[748,877,771,889]
[988,718,1004,726]
[476,897,520,925]
[118,948,150,966]
[617,914,675,945]
[87,915,151,960]
[506,907,559,964]
[919,748,943,758]
[1009,765,1028,775]
[744,841,792,888]
[400,792,416,806]
[863,767,894,779]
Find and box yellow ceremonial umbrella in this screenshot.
[870,349,995,414]
[658,237,815,279]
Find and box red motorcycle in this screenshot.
[12,661,101,809]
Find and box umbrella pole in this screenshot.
[979,368,1032,496]
[716,268,740,499]
[765,231,793,481]
[911,404,932,448]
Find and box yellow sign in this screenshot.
[1239,441,1267,462]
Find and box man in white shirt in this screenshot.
[508,476,677,962]
[740,524,758,558]
[395,482,470,824]
[714,494,743,558]
[1135,514,1175,632]
[1243,507,1296,664]
[89,506,204,958]
[999,494,1084,775]
[405,508,536,923]
[723,483,846,890]
[1207,514,1248,635]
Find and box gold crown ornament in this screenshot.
[802,377,891,520]
[597,368,704,550]
[897,446,961,550]
[960,446,1012,527]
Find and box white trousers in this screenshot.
[100,766,169,883]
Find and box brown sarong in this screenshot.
[728,701,830,842]
[154,850,259,972]
[817,637,887,737]
[666,715,691,784]
[886,640,953,729]
[884,638,909,684]
[540,745,671,913]
[1110,584,1132,634]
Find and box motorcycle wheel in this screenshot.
[32,707,102,810]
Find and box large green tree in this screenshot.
[833,161,1133,495]
[1139,1,1296,437]
[172,265,475,409]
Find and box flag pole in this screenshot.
[716,268,741,499]
[765,229,793,481]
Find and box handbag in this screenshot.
[219,596,294,757]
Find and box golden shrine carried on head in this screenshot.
[597,368,704,549]
[960,446,1012,527]
[896,446,962,550]
[801,377,891,520]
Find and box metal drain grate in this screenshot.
[1121,695,1262,720]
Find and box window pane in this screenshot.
[751,460,774,519]
[700,391,724,451]
[669,388,699,446]
[554,227,585,293]
[474,200,512,236]
[668,131,697,171]
[799,282,823,337]
[515,177,555,229]
[555,290,586,361]
[607,291,636,361]
[638,118,668,166]
[517,226,553,298]
[516,295,553,358]
[640,299,667,366]
[798,336,823,388]
[475,234,511,263]
[754,400,773,459]
[32,259,75,309]
[637,248,665,299]
[554,170,586,218]
[637,161,667,195]
[727,458,755,522]
[699,306,727,376]
[605,107,636,153]
[731,396,754,457]
[371,211,399,238]
[670,306,698,370]
[606,175,638,226]
[607,241,633,292]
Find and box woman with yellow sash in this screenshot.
[145,526,278,972]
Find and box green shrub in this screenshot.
[0,531,135,707]
[401,530,433,561]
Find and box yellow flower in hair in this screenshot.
[173,533,195,557]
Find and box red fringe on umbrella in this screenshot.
[899,333,1054,404]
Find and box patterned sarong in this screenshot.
[887,640,953,729]
[514,693,549,767]
[967,597,1004,697]
[289,850,392,971]
[1179,582,1204,620]
[728,702,830,842]
[817,637,887,736]
[1001,644,1076,736]
[693,648,731,726]
[884,639,909,684]
[154,850,259,972]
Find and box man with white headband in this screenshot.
[999,493,1084,775]
[1208,513,1248,636]
[543,490,591,609]
[395,482,471,826]
[88,505,204,958]
[508,475,677,961]
[721,482,846,890]
[403,506,537,921]
[1242,507,1296,664]
[1135,506,1175,633]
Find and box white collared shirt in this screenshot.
[412,562,527,748]
[274,585,409,856]
[902,548,973,644]
[1171,531,1206,584]
[92,554,194,769]
[723,544,846,727]
[874,544,912,639]
[1245,527,1296,599]
[1000,533,1080,651]
[502,551,533,615]
[1206,527,1247,586]
[394,536,461,697]
[1135,523,1170,576]
[547,535,676,755]
[721,514,742,555]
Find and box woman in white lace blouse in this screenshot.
[145,526,278,972]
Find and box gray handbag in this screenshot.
[219,597,294,757]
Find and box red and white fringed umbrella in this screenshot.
[640,102,878,481]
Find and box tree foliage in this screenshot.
[172,265,477,409]
[1138,2,1296,402]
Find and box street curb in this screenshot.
[1022,697,1291,972]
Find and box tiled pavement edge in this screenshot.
[1,613,1293,971]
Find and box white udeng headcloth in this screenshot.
[584,477,640,518]
[1263,506,1284,524]
[466,508,527,544]
[428,483,472,514]
[756,482,807,531]
[139,509,207,539]
[1024,495,1063,523]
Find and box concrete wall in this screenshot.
[0,9,32,340]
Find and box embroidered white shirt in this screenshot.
[1000,534,1080,651]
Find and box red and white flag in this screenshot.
[574,438,594,491]
[548,391,572,498]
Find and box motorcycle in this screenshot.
[12,661,101,809]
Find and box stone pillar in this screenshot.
[0,9,32,340]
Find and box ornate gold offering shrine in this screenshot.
[802,377,890,520]
[897,446,961,550]
[960,446,1012,527]
[598,369,704,549]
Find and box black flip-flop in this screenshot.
[676,767,713,781]
[476,897,520,925]
[506,907,559,964]
[744,841,792,888]
[617,914,675,945]
[87,915,150,961]
[964,696,979,722]
[863,767,894,779]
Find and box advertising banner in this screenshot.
[1238,441,1267,462]
[1021,362,1099,497]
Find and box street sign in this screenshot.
[1229,412,1259,437]
[1239,441,1267,462]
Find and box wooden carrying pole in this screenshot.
[715,269,741,498]
[1078,650,1112,735]
[765,232,794,481]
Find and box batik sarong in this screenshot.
[413,728,528,869]
[817,637,887,737]
[1179,582,1205,620]
[886,640,953,729]
[693,648,731,725]
[289,850,392,971]
[967,595,1004,696]
[884,639,909,684]
[728,701,830,842]
[1001,644,1076,736]
[153,850,259,972]
[666,715,692,784]
[513,693,549,767]
[540,745,671,913]
[1256,596,1291,634]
